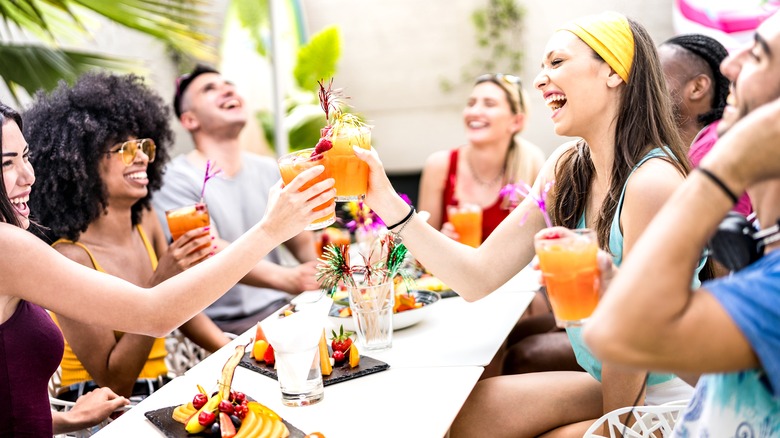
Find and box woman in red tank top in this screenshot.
[418,74,545,244]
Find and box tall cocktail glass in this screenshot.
[165,202,210,242]
[278,148,336,230]
[447,203,483,247]
[261,297,333,407]
[329,125,371,201]
[534,228,599,327]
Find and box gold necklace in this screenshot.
[466,150,505,187]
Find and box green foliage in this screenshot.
[441,0,526,92]
[233,0,270,57]
[0,0,215,102]
[293,26,340,89]
[258,26,343,152]
[0,43,130,102]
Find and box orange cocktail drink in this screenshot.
[534,228,599,327]
[328,123,371,201]
[315,227,351,258]
[447,203,483,247]
[278,148,336,230]
[166,202,210,241]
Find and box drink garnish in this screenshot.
[200,159,222,201]
[500,180,554,228]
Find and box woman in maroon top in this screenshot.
[0,101,332,436]
[418,74,545,243]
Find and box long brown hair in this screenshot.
[0,102,24,228]
[549,18,690,250]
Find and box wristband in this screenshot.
[386,204,415,230]
[697,167,740,204]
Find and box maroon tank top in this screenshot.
[0,300,64,436]
[442,148,510,242]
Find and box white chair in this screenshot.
[50,367,111,438]
[583,400,689,438]
[164,329,209,377]
[164,329,237,377]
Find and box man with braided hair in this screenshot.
[659,33,752,217]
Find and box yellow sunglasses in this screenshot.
[109,138,156,166]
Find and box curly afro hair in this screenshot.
[25,72,173,241]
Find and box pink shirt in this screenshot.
[690,121,753,217]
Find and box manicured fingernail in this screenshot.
[212,245,217,250]
[209,251,215,256]
[211,236,215,240]
[203,226,210,231]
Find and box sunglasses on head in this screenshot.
[477,73,522,86]
[475,73,525,113]
[108,138,156,166]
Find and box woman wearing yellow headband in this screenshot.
[354,11,700,437]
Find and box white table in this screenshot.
[96,268,539,437]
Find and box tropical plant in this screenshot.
[255,26,343,152]
[440,0,526,92]
[0,0,215,102]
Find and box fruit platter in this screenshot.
[239,322,389,386]
[144,343,307,438]
[328,289,440,332]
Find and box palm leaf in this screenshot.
[0,43,134,102]
[65,0,217,60]
[293,26,340,90]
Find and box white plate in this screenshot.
[328,290,440,332]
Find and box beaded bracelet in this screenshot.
[697,167,740,204]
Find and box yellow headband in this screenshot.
[559,11,634,83]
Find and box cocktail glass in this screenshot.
[314,227,351,258]
[165,202,210,242]
[329,125,371,201]
[346,277,394,352]
[447,203,483,247]
[278,148,336,230]
[261,297,333,407]
[534,228,599,328]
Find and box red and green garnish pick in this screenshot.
[200,160,222,201]
[499,180,554,228]
[316,235,412,296]
[311,79,342,158]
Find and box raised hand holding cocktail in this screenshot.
[278,148,336,230]
[534,227,599,327]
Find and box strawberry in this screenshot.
[313,137,333,156]
[542,229,562,240]
[331,325,354,353]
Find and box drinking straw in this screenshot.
[500,180,554,228]
[200,160,222,201]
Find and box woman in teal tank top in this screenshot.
[354,11,704,438]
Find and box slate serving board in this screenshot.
[144,405,306,438]
[238,352,389,386]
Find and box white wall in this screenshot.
[2,0,676,172]
[301,0,676,173]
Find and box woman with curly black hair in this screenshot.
[25,72,232,403]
